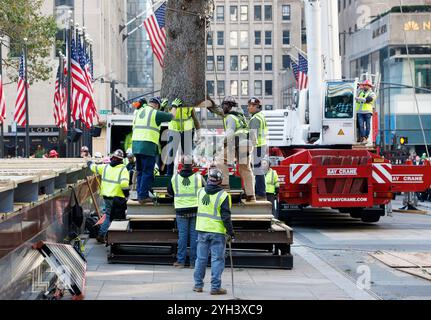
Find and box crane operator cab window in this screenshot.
[324,83,354,119]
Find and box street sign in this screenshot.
[99,109,111,115]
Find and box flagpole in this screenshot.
[23,39,30,158]
[66,12,73,158]
[76,25,82,157]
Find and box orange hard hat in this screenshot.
[362,80,373,87]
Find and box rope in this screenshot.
[399,1,429,158]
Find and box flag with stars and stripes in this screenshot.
[291,60,299,82]
[0,75,6,124]
[298,53,309,90]
[53,62,67,129]
[144,2,166,68]
[13,54,27,126]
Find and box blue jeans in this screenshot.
[176,215,198,265]
[99,198,113,236]
[193,232,226,291]
[135,154,156,200]
[357,113,372,138]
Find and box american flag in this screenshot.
[291,60,299,82]
[53,63,67,129]
[144,2,166,68]
[13,54,27,126]
[71,36,96,128]
[298,53,309,90]
[0,75,5,124]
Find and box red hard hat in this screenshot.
[49,150,59,158]
[362,80,373,87]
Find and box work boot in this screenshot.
[96,235,105,244]
[193,287,203,293]
[210,288,227,295]
[245,195,256,203]
[173,262,185,269]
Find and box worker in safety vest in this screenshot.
[262,159,280,218]
[132,97,177,204]
[248,97,268,200]
[166,98,201,176]
[356,80,376,144]
[215,96,256,202]
[193,168,234,295]
[88,149,130,243]
[167,156,206,269]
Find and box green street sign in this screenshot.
[99,109,111,115]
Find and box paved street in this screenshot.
[84,198,431,300]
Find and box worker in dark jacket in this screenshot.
[167,156,206,268]
[193,168,234,295]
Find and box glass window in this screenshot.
[264,5,272,21]
[255,31,261,45]
[217,81,225,96]
[216,6,224,22]
[265,80,273,96]
[206,81,214,96]
[254,5,261,21]
[55,0,74,6]
[230,31,238,47]
[207,31,213,46]
[265,105,273,110]
[230,6,238,21]
[230,56,238,71]
[415,58,431,90]
[241,80,249,96]
[217,31,224,45]
[230,80,238,96]
[207,56,214,71]
[217,56,225,71]
[265,55,272,71]
[265,31,272,45]
[240,55,248,71]
[240,31,248,47]
[254,56,262,71]
[282,55,291,69]
[282,30,290,45]
[240,5,248,21]
[282,5,291,21]
[254,80,262,96]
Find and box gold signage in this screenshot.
[404,20,431,31]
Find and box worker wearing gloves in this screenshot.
[356,80,376,144]
[132,97,176,204]
[193,168,234,295]
[167,156,206,269]
[262,159,280,218]
[88,149,130,243]
[215,96,256,202]
[248,97,268,200]
[166,98,201,176]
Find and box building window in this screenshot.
[282,55,291,69]
[230,31,238,47]
[216,6,224,21]
[254,5,261,21]
[338,0,341,13]
[230,55,238,71]
[207,56,214,71]
[265,80,273,96]
[230,80,238,96]
[255,31,261,45]
[207,31,213,46]
[264,5,272,21]
[207,81,214,96]
[240,5,248,21]
[416,58,431,90]
[217,56,225,71]
[241,80,249,96]
[282,30,290,45]
[217,31,224,45]
[240,31,248,47]
[282,5,291,21]
[254,55,262,71]
[240,55,248,71]
[217,81,225,96]
[254,80,262,96]
[343,0,346,9]
[265,55,272,71]
[265,31,272,45]
[230,5,238,21]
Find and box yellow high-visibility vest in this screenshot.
[90,163,129,198]
[195,188,231,234]
[265,168,279,194]
[171,173,203,209]
[132,105,161,144]
[168,107,194,132]
[223,113,249,136]
[356,91,374,113]
[250,111,268,147]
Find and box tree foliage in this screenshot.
[0,0,57,83]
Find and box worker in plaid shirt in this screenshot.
[335,95,353,115]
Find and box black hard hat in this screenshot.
[149,96,161,106]
[248,97,261,105]
[208,168,223,183]
[111,149,124,160]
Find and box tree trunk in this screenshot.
[161,0,208,106]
